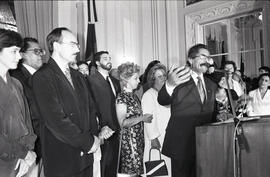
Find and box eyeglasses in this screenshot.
[195,54,212,60]
[195,54,213,62]
[59,42,80,49]
[25,48,46,56]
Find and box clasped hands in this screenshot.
[14,151,36,177]
[98,125,115,141]
[82,126,115,156]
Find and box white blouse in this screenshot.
[247,89,270,116]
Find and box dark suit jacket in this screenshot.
[10,64,41,136]
[32,58,98,177]
[9,64,42,162]
[158,76,217,168]
[87,71,120,177]
[87,71,121,130]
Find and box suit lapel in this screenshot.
[95,71,108,86]
[20,65,31,79]
[110,76,120,95]
[20,65,32,87]
[48,59,77,97]
[96,71,116,97]
[204,77,214,105]
[187,78,203,105]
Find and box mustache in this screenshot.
[200,63,209,67]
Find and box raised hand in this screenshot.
[167,65,191,87]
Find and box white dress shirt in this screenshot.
[23,63,37,75]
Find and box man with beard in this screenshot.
[10,37,45,176]
[32,27,102,177]
[87,51,121,177]
[158,44,217,177]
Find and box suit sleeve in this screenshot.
[87,77,117,130]
[158,84,173,106]
[0,135,28,160]
[32,72,94,152]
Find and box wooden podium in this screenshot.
[196,118,270,177]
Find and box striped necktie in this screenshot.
[197,76,205,102]
[64,67,74,88]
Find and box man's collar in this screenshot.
[98,69,109,79]
[191,70,203,80]
[22,63,37,75]
[52,57,69,74]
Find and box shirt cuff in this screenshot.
[88,136,100,154]
[165,81,176,96]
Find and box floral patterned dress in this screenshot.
[116,90,144,175]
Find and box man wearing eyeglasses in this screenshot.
[10,37,45,176]
[32,27,103,177]
[158,44,218,177]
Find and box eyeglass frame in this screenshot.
[58,42,80,49]
[194,54,212,60]
[25,48,46,56]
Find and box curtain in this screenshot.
[76,2,86,61]
[94,0,170,70]
[14,0,58,62]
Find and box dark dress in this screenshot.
[116,90,144,175]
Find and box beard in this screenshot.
[100,62,112,71]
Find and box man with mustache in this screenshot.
[32,27,101,177]
[158,44,217,177]
[10,37,45,176]
[87,51,121,177]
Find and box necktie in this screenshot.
[64,67,74,88]
[106,76,115,97]
[197,76,205,102]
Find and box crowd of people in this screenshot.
[1,27,270,177]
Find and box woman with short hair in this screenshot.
[0,28,36,177]
[247,73,270,116]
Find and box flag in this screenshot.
[85,0,97,62]
[240,51,244,75]
[220,41,226,69]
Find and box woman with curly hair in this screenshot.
[116,62,153,176]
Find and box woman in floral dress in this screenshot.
[116,62,153,176]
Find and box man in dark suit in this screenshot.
[32,27,102,177]
[158,44,217,177]
[10,37,44,167]
[87,51,121,177]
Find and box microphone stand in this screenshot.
[224,72,241,177]
[215,69,242,177]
